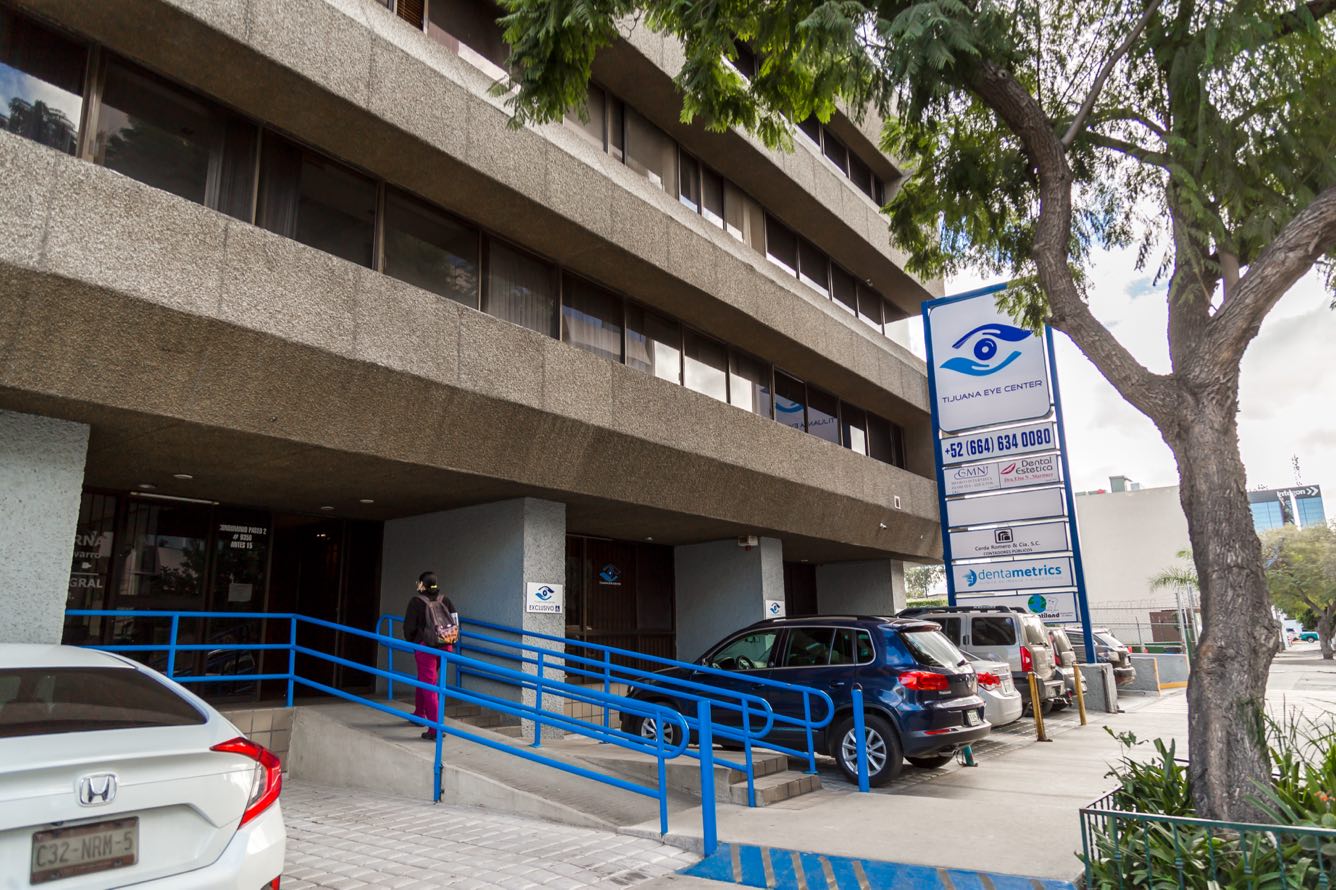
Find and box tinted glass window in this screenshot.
[608,96,625,161]
[831,629,874,665]
[830,265,858,315]
[807,386,840,445]
[427,0,508,71]
[724,181,764,251]
[626,303,681,384]
[562,275,623,363]
[841,403,868,455]
[683,329,728,402]
[938,617,963,644]
[781,627,834,667]
[857,283,884,332]
[797,237,829,292]
[774,372,806,431]
[678,150,701,212]
[0,667,204,738]
[797,115,821,144]
[765,215,797,272]
[971,617,1017,646]
[822,128,848,173]
[708,631,778,671]
[729,350,772,417]
[625,109,676,195]
[0,9,84,155]
[848,152,874,198]
[119,500,209,604]
[867,414,904,467]
[258,135,376,267]
[567,83,606,150]
[902,629,966,668]
[383,189,480,307]
[701,167,724,226]
[97,61,217,206]
[485,240,558,337]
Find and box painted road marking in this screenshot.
[679,843,1077,889]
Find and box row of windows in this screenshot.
[0,6,908,468]
[1251,497,1327,531]
[563,82,905,339]
[731,42,888,204]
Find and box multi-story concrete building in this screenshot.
[0,0,942,692]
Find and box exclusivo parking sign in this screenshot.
[926,297,1051,433]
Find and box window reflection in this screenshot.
[841,403,868,455]
[258,134,377,267]
[626,304,681,385]
[625,109,677,195]
[119,500,210,604]
[562,274,623,363]
[807,386,840,445]
[383,189,480,308]
[831,265,858,316]
[774,372,806,432]
[684,329,728,402]
[0,9,83,155]
[485,240,558,337]
[729,351,772,418]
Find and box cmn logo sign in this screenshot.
[941,323,1033,377]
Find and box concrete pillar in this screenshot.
[380,497,566,735]
[0,410,89,644]
[815,558,905,616]
[673,536,784,661]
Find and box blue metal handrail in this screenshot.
[376,613,838,780]
[66,609,723,854]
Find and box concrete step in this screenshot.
[727,769,822,807]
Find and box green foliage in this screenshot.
[1263,523,1336,629]
[905,563,945,598]
[1084,714,1336,888]
[1151,549,1200,596]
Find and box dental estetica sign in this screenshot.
[926,297,1051,433]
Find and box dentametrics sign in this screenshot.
[926,296,1051,433]
[951,556,1075,593]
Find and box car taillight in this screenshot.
[1020,645,1033,673]
[211,737,282,828]
[976,671,1000,689]
[899,670,951,691]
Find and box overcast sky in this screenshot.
[896,250,1335,498]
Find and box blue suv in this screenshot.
[620,615,989,786]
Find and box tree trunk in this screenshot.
[1172,387,1279,822]
[1319,609,1335,660]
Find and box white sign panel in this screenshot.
[952,557,1075,593]
[525,582,564,614]
[940,422,1056,467]
[928,297,1051,433]
[943,453,1062,496]
[949,520,1070,560]
[764,599,786,619]
[959,590,1079,623]
[946,486,1067,529]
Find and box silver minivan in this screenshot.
[899,606,1065,711]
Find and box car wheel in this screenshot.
[832,713,903,787]
[905,751,955,769]
[635,705,687,748]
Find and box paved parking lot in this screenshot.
[281,782,699,889]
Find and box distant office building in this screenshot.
[1249,485,1326,531]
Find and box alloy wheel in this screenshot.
[840,726,888,775]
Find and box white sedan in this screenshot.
[0,644,284,889]
[964,652,1024,727]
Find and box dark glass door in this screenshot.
[565,536,676,674]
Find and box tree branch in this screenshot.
[965,60,1180,427]
[1084,131,1173,169]
[1201,184,1336,380]
[1062,0,1162,147]
[1275,0,1336,38]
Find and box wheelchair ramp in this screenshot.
[285,701,699,832]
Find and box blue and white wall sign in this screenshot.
[924,283,1095,656]
[940,421,1057,466]
[951,556,1075,593]
[948,520,1070,560]
[945,486,1067,529]
[926,297,1052,433]
[525,582,564,614]
[765,599,786,618]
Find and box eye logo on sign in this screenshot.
[775,400,803,415]
[1027,594,1048,613]
[941,324,1033,377]
[534,586,555,602]
[598,564,622,584]
[768,601,782,615]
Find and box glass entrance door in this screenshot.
[565,536,676,673]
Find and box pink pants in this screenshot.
[414,650,441,723]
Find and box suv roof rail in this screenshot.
[899,606,1029,616]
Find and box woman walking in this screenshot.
[403,571,459,740]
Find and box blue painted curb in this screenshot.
[679,842,1077,889]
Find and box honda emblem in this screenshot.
[77,773,117,807]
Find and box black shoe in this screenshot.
[421,730,437,740]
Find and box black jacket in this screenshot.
[404,593,457,646]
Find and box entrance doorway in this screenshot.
[564,536,675,669]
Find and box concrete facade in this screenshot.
[673,538,785,660]
[0,410,89,644]
[814,559,905,616]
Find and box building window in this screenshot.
[857,283,884,333]
[567,83,607,151]
[831,265,858,315]
[732,40,759,80]
[484,239,558,337]
[729,350,772,418]
[797,236,830,293]
[807,386,840,445]
[701,166,724,227]
[625,108,677,196]
[684,329,728,403]
[395,0,425,29]
[258,133,377,267]
[427,0,509,73]
[562,274,623,363]
[382,188,480,308]
[0,9,84,155]
[848,153,874,198]
[678,150,701,212]
[841,403,868,455]
[608,95,625,162]
[724,181,764,251]
[797,115,821,145]
[765,215,798,274]
[774,372,806,432]
[821,129,849,175]
[626,303,682,385]
[868,414,905,468]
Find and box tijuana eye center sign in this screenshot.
[927,298,1051,433]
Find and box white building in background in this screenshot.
[1074,477,1196,647]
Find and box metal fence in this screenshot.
[1089,604,1200,653]
[1080,788,1336,888]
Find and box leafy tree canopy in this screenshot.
[1263,522,1336,657]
